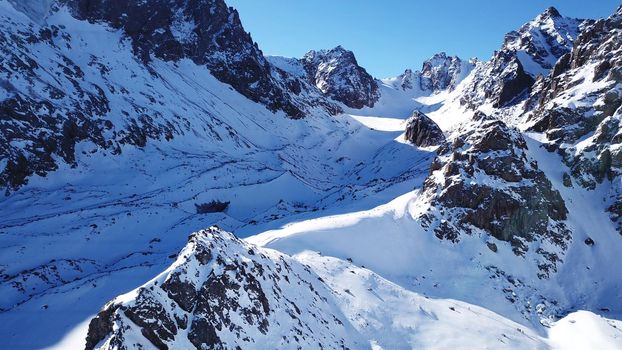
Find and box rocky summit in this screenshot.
[459,7,592,109]
[2,1,622,349]
[302,46,380,109]
[85,227,361,350]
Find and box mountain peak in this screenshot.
[84,227,360,350]
[302,46,379,108]
[419,52,475,92]
[304,46,357,63]
[541,6,561,19]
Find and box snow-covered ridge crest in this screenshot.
[448,6,592,113]
[85,226,363,350]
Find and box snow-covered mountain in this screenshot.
[354,53,476,118]
[2,1,622,349]
[386,52,476,94]
[458,7,593,110]
[526,5,622,229]
[268,46,381,110]
[87,226,621,350]
[0,0,343,190]
[85,226,364,350]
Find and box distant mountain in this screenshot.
[459,7,593,109]
[388,53,476,93]
[301,46,380,109]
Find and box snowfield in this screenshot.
[1,0,622,349]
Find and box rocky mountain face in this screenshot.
[85,227,361,350]
[0,0,340,190]
[62,0,318,119]
[417,112,570,277]
[404,110,445,147]
[302,46,380,109]
[527,5,622,231]
[388,53,476,93]
[459,7,592,109]
[4,1,622,349]
[420,52,476,92]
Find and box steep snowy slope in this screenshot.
[0,1,438,348]
[0,0,343,190]
[3,1,622,349]
[92,226,618,350]
[424,7,593,133]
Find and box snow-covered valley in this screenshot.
[1,0,622,349]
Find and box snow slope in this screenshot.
[0,1,434,347]
[2,1,622,349]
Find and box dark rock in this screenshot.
[487,242,498,253]
[562,173,573,187]
[195,200,230,214]
[584,237,595,246]
[84,227,355,349]
[404,111,445,147]
[495,57,535,107]
[85,303,120,350]
[417,114,570,273]
[302,46,379,108]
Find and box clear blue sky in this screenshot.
[226,0,620,78]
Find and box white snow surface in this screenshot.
[1,1,621,349]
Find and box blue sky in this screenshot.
[226,0,620,78]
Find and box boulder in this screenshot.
[404,111,445,147]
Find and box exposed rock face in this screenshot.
[420,52,476,92]
[385,53,476,94]
[527,5,622,231]
[460,7,591,109]
[404,111,445,147]
[0,15,120,190]
[417,113,570,277]
[0,0,341,190]
[85,227,360,350]
[61,0,310,118]
[302,46,380,109]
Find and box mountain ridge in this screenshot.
[1,1,622,349]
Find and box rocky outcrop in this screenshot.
[0,0,341,190]
[526,5,622,231]
[61,0,313,118]
[85,227,359,350]
[420,52,476,92]
[384,53,475,94]
[404,111,445,147]
[459,7,591,109]
[302,46,379,109]
[417,113,570,277]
